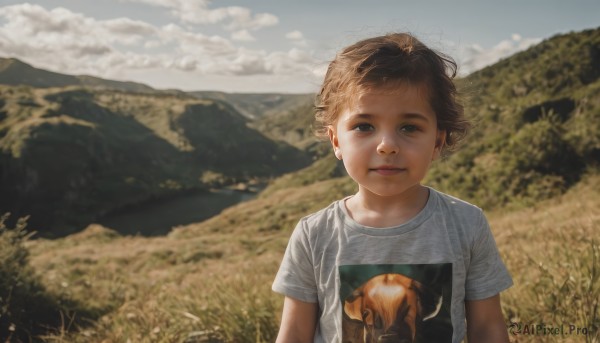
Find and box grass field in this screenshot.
[13,174,600,342]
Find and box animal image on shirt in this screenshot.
[340,264,452,343]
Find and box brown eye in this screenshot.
[400,125,418,133]
[353,123,374,132]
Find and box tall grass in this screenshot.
[497,177,600,342]
[177,273,280,343]
[39,264,280,343]
[24,176,600,342]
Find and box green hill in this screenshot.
[0,58,155,92]
[426,27,600,209]
[190,92,324,153]
[251,100,331,156]
[0,86,310,236]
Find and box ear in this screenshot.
[328,125,342,160]
[432,129,446,160]
[343,289,364,321]
[421,293,443,321]
[411,280,443,321]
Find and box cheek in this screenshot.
[409,137,439,155]
[340,140,369,164]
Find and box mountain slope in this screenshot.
[189,91,313,120]
[426,27,600,209]
[0,86,310,236]
[0,57,155,92]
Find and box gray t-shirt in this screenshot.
[272,188,512,343]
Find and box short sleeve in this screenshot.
[465,213,513,300]
[272,218,318,303]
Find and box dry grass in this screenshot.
[492,174,600,342]
[21,175,600,342]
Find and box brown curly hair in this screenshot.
[315,32,469,151]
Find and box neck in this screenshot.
[345,184,429,228]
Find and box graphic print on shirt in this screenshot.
[340,264,452,343]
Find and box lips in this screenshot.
[370,165,406,175]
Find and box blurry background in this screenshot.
[0,1,598,342]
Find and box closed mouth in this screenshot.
[369,166,406,174]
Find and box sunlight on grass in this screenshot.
[494,176,600,342]
[14,175,596,342]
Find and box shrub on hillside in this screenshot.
[429,115,585,209]
[564,92,600,167]
[0,214,75,342]
[496,117,583,204]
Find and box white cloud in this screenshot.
[104,17,156,36]
[264,48,317,75]
[457,34,541,75]
[3,4,85,34]
[311,62,329,80]
[144,40,162,49]
[160,23,235,56]
[285,30,309,47]
[231,29,255,42]
[229,48,270,75]
[0,3,317,86]
[285,30,304,40]
[124,0,278,31]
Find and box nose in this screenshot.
[377,132,399,155]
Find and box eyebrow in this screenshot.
[346,112,431,123]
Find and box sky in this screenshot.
[0,1,598,93]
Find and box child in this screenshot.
[272,33,512,343]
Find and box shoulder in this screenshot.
[428,188,488,242]
[300,197,344,224]
[294,198,345,237]
[430,187,485,221]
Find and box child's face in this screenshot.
[328,83,445,198]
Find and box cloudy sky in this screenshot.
[0,1,598,93]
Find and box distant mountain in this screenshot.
[0,85,311,236]
[0,57,320,148]
[0,57,316,120]
[251,100,329,155]
[189,91,313,120]
[187,93,325,155]
[0,57,155,92]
